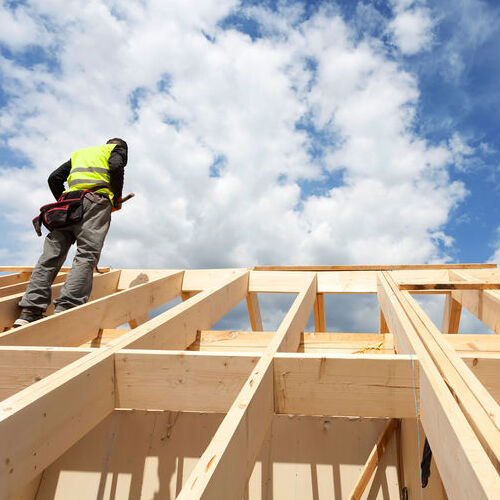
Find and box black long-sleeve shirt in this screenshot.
[48,144,127,207]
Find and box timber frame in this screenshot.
[0,263,500,499]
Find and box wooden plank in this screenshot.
[0,271,250,494]
[379,309,389,333]
[115,350,258,411]
[249,270,309,293]
[116,268,178,289]
[400,281,500,290]
[0,266,73,272]
[180,274,316,499]
[246,292,263,331]
[442,295,462,334]
[188,331,395,353]
[254,264,497,271]
[0,269,121,331]
[450,269,500,335]
[181,268,248,292]
[274,354,419,418]
[349,418,398,499]
[0,347,92,400]
[127,272,249,350]
[0,271,183,347]
[313,293,326,332]
[400,289,500,468]
[0,355,114,498]
[317,271,377,293]
[378,272,500,497]
[0,272,31,287]
[0,272,68,299]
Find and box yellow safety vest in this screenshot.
[66,144,116,202]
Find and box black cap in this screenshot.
[107,138,128,149]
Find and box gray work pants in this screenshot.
[19,196,112,313]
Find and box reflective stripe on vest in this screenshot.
[66,144,116,202]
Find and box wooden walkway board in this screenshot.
[0,264,499,499]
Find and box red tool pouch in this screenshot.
[32,191,88,236]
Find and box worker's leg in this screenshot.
[53,198,111,312]
[18,230,75,314]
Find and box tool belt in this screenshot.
[32,191,89,236]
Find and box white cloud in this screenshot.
[388,3,434,55]
[0,0,465,272]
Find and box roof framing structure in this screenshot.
[0,264,499,499]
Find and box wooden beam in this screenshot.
[450,269,500,335]
[179,274,317,500]
[442,295,462,334]
[378,272,500,498]
[0,272,183,347]
[313,293,326,332]
[181,268,249,292]
[246,292,263,331]
[400,289,500,464]
[0,355,114,498]
[349,418,398,499]
[0,273,68,299]
[0,272,31,288]
[0,347,92,400]
[379,309,389,333]
[274,354,419,418]
[400,282,500,290]
[127,272,250,350]
[254,264,497,271]
[0,269,121,331]
[115,350,258,411]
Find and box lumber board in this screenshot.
[442,295,462,333]
[379,309,389,333]
[420,367,500,499]
[349,418,398,499]
[0,356,114,497]
[274,354,419,418]
[0,347,93,400]
[400,281,500,290]
[450,269,500,335]
[400,290,500,467]
[0,269,121,331]
[116,268,178,289]
[313,293,326,332]
[181,268,248,292]
[180,274,316,499]
[127,271,250,350]
[0,273,68,299]
[188,330,395,353]
[0,272,31,287]
[249,270,310,293]
[115,350,258,411]
[254,264,497,271]
[246,292,263,331]
[0,271,183,347]
[378,272,500,497]
[0,266,73,272]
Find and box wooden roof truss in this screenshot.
[0,264,499,498]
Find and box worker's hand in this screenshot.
[112,202,122,213]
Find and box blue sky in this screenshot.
[0,0,499,268]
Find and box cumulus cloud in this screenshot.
[0,0,465,273]
[388,1,434,55]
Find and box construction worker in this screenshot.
[13,138,128,327]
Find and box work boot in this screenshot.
[13,308,44,328]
